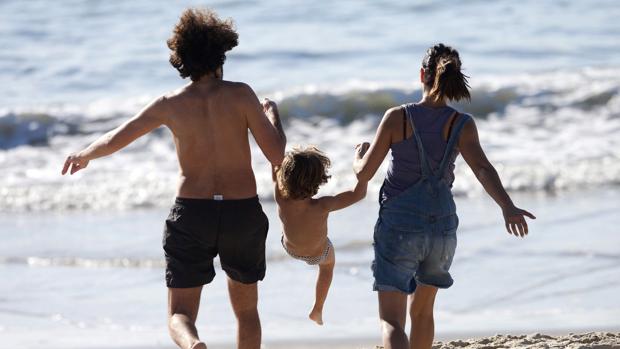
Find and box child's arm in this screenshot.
[318,143,370,212]
[272,165,284,203]
[318,179,368,212]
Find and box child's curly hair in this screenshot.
[167,8,238,81]
[277,146,331,200]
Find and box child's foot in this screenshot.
[309,308,324,325]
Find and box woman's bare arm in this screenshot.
[353,107,400,181]
[61,96,169,175]
[458,118,536,237]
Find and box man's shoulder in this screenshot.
[221,80,256,95]
[167,80,255,96]
[158,86,187,104]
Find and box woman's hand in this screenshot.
[62,151,90,175]
[502,204,536,237]
[355,142,370,159]
[353,142,370,172]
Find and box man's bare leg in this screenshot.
[168,287,207,349]
[227,277,261,349]
[408,284,438,349]
[309,246,335,325]
[378,290,408,349]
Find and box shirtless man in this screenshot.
[61,8,285,349]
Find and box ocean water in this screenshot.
[1,0,620,211]
[1,190,620,348]
[1,0,620,347]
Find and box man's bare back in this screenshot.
[163,78,283,199]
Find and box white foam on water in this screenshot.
[1,68,619,211]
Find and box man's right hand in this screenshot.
[261,98,286,147]
[262,98,279,119]
[62,151,90,175]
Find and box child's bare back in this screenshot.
[278,197,330,258]
[273,145,369,325]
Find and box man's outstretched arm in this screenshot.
[61,96,168,175]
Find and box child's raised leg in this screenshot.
[309,244,335,325]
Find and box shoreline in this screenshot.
[80,331,620,349]
[2,189,619,348]
[5,327,619,349]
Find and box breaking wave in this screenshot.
[1,68,619,211]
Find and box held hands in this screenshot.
[262,98,279,120]
[262,98,286,147]
[61,151,90,175]
[353,142,370,177]
[355,142,370,160]
[502,204,536,237]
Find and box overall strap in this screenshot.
[438,113,471,176]
[403,104,433,178]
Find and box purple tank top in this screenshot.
[381,103,460,203]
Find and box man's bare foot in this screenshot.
[190,341,207,349]
[309,308,324,325]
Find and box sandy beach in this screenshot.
[266,332,620,349]
[4,330,619,349]
[430,332,620,349]
[210,332,620,349]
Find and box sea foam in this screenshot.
[1,68,618,211]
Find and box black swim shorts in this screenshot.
[162,196,269,288]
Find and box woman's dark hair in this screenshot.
[167,8,238,81]
[277,146,331,200]
[422,43,471,102]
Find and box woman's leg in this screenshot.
[309,245,335,325]
[378,290,409,349]
[408,284,438,349]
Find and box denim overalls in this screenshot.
[372,106,471,294]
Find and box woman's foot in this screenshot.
[309,307,324,325]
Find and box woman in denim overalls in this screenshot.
[354,44,536,349]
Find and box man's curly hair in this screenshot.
[167,8,238,81]
[277,146,331,200]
